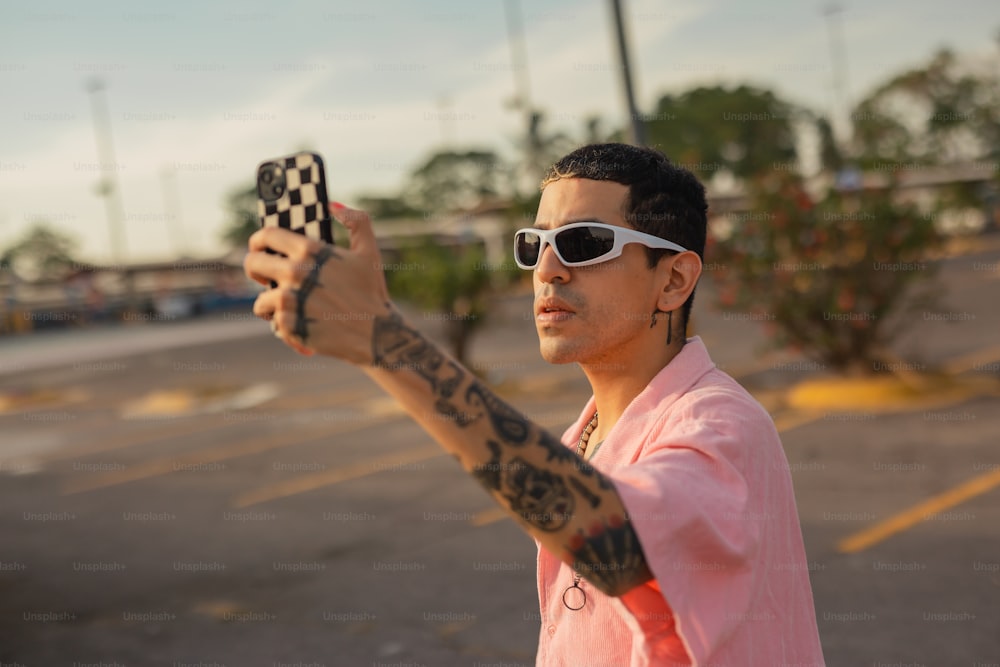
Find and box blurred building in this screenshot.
[0,251,255,334]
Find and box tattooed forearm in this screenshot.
[568,477,601,509]
[368,309,652,597]
[569,515,653,597]
[537,430,613,493]
[465,381,530,444]
[471,440,504,491]
[473,442,576,531]
[501,457,574,532]
[434,399,479,427]
[372,311,460,389]
[371,310,477,425]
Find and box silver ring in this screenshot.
[270,319,281,337]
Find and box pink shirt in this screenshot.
[535,337,825,666]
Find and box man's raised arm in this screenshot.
[244,203,652,597]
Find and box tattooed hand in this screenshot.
[244,203,393,363]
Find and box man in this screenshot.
[244,143,825,666]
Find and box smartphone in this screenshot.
[256,151,333,244]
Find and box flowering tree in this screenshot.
[709,172,943,373]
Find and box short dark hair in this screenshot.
[540,142,708,332]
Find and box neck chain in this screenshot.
[577,410,599,459]
[562,410,598,611]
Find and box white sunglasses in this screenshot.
[513,222,688,269]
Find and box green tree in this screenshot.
[386,148,526,365]
[850,48,1000,166]
[514,111,578,195]
[645,85,801,180]
[2,223,79,281]
[709,172,943,374]
[815,115,845,173]
[402,149,512,215]
[384,237,514,365]
[353,195,420,221]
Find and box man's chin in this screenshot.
[538,340,581,365]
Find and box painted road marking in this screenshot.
[231,413,578,509]
[228,341,1000,542]
[470,507,509,528]
[47,385,375,464]
[231,444,443,508]
[63,417,397,495]
[837,466,1000,554]
[46,416,239,463]
[941,343,1000,375]
[771,411,821,433]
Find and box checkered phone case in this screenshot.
[256,152,333,243]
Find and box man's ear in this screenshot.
[655,251,702,313]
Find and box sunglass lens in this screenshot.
[556,226,615,263]
[515,231,542,266]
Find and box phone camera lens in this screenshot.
[261,169,273,184]
[274,185,284,197]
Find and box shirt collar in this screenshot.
[564,336,717,452]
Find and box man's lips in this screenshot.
[535,298,576,322]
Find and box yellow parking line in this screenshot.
[46,418,232,463]
[233,410,576,509]
[63,418,394,495]
[231,444,443,508]
[47,385,374,463]
[772,411,821,434]
[470,507,509,528]
[228,411,580,512]
[941,342,1000,375]
[837,466,1000,554]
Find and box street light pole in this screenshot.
[86,78,128,265]
[609,0,646,146]
[503,0,543,188]
[159,166,187,258]
[503,0,534,119]
[822,3,852,148]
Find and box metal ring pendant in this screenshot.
[562,581,586,611]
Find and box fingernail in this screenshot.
[331,202,345,210]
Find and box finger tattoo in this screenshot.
[292,245,338,342]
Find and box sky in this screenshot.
[0,0,997,263]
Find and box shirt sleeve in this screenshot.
[606,401,769,663]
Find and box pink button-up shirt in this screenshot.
[535,337,825,666]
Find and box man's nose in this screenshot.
[535,243,570,284]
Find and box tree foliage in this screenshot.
[850,48,1000,165]
[2,223,79,281]
[384,237,514,365]
[645,84,800,180]
[512,111,580,195]
[353,195,420,221]
[401,149,512,215]
[709,172,943,373]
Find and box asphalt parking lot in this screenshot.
[2,243,999,666]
